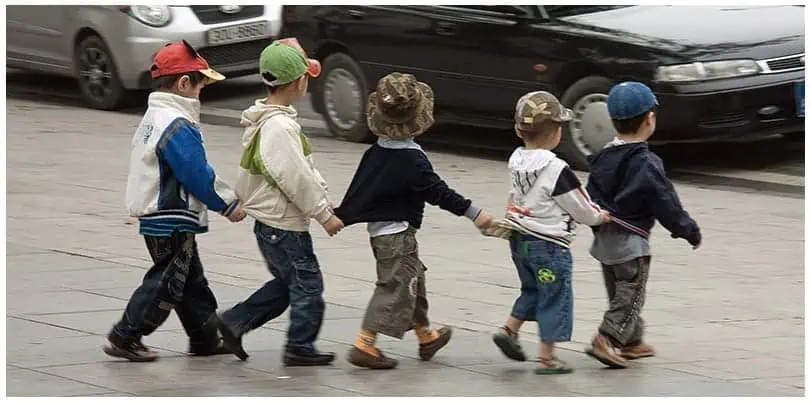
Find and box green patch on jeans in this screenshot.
[537,268,556,284]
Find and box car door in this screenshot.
[423,6,566,126]
[7,5,75,74]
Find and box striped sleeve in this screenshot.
[551,166,604,226]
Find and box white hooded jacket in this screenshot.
[235,100,332,232]
[505,148,603,247]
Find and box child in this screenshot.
[484,91,610,374]
[334,72,494,369]
[585,81,701,368]
[105,41,246,362]
[216,38,343,367]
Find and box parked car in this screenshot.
[7,5,282,110]
[282,5,805,169]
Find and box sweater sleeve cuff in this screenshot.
[221,199,241,218]
[463,205,482,221]
[314,206,333,225]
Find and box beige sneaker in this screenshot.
[585,334,628,369]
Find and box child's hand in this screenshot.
[228,208,247,223]
[599,210,612,224]
[474,211,494,230]
[322,215,344,237]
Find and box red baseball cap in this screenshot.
[150,41,225,83]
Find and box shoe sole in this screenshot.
[492,333,527,362]
[216,320,249,361]
[585,347,628,369]
[283,358,335,367]
[102,344,158,362]
[620,352,656,360]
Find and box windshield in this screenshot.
[543,5,632,18]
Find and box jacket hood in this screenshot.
[240,99,297,147]
[509,148,557,173]
[587,141,648,195]
[148,91,201,123]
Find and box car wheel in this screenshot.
[318,53,373,143]
[557,76,617,171]
[75,35,125,110]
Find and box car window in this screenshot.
[445,5,535,18]
[542,5,631,18]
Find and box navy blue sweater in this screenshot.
[586,142,701,246]
[334,144,473,229]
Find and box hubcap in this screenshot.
[78,46,114,100]
[323,68,362,131]
[568,93,617,156]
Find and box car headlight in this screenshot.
[655,60,761,83]
[126,5,172,27]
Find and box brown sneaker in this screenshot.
[102,332,158,362]
[347,346,398,369]
[418,326,452,361]
[620,343,656,360]
[585,334,628,369]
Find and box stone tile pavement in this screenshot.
[5,98,805,396]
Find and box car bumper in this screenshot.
[113,6,281,89]
[653,72,805,142]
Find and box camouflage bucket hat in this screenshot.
[514,91,573,132]
[367,72,435,140]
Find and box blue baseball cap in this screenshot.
[607,81,659,120]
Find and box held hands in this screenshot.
[227,207,247,223]
[322,215,345,237]
[474,211,494,230]
[599,209,612,224]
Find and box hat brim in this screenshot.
[199,68,225,83]
[367,81,435,140]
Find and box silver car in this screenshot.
[7,5,282,109]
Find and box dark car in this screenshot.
[282,5,805,169]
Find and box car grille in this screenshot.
[198,39,272,67]
[760,54,804,73]
[191,5,264,25]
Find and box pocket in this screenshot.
[293,257,323,295]
[255,223,289,246]
[372,231,417,261]
[613,259,641,282]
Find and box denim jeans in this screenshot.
[112,232,220,350]
[509,234,574,344]
[220,221,326,354]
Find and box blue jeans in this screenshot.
[220,221,326,354]
[509,234,574,344]
[112,232,220,350]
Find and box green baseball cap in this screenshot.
[259,38,321,86]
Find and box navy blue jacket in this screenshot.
[586,142,701,246]
[334,144,473,229]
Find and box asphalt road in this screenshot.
[6,70,805,197]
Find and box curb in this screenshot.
[200,106,327,130]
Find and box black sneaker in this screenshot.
[283,349,336,367]
[216,315,249,361]
[102,332,158,362]
[188,338,233,356]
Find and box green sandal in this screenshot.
[534,356,574,375]
[492,327,527,362]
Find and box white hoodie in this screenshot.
[235,100,332,232]
[504,148,603,248]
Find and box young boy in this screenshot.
[216,38,343,367]
[334,72,494,369]
[105,41,246,362]
[484,91,610,374]
[584,81,702,368]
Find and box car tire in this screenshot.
[317,53,373,143]
[557,76,616,171]
[74,35,126,110]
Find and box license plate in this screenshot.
[207,21,270,46]
[796,80,805,118]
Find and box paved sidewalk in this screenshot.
[6,98,804,396]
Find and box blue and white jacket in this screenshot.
[125,92,240,236]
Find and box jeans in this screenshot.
[112,231,220,350]
[220,221,326,354]
[508,234,574,344]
